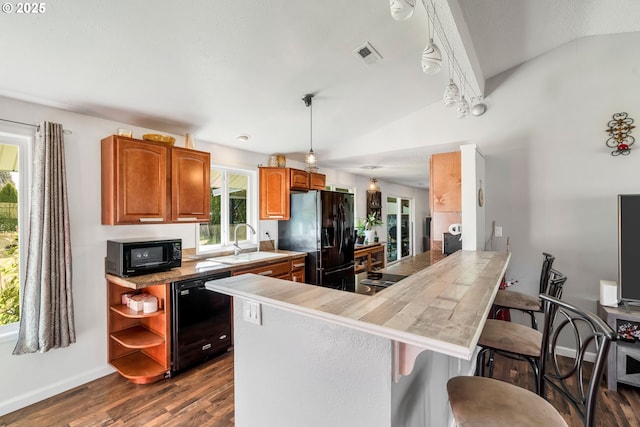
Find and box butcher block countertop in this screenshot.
[207,250,510,360]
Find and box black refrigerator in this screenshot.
[278,190,355,290]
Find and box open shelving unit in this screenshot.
[354,243,385,274]
[107,280,170,384]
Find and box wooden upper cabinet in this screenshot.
[102,135,211,225]
[259,167,290,220]
[430,151,461,213]
[290,169,310,190]
[259,167,327,220]
[309,172,326,190]
[102,136,169,224]
[171,147,210,222]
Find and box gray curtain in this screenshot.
[13,121,75,354]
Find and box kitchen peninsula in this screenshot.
[206,250,509,427]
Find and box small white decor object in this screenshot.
[143,295,159,314]
[128,294,147,312]
[600,280,619,307]
[121,292,135,305]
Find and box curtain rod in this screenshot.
[0,118,72,134]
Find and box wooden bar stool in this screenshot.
[493,252,555,329]
[477,270,566,388]
[448,294,616,427]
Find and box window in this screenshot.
[197,166,257,254]
[0,132,29,335]
[325,184,353,194]
[386,196,413,264]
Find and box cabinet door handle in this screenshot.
[269,215,284,219]
[293,263,305,268]
[176,217,198,222]
[258,270,273,276]
[139,217,164,222]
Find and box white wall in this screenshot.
[233,300,393,427]
[338,32,640,314]
[461,144,486,251]
[0,95,423,414]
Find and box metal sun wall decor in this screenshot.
[606,112,635,156]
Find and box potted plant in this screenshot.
[363,213,383,244]
[355,218,366,244]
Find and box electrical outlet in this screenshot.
[243,300,262,325]
[495,226,503,237]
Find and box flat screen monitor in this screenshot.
[619,194,640,304]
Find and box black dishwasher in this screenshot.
[170,271,232,375]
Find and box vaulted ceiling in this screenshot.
[2,0,639,187]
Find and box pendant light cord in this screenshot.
[309,98,313,152]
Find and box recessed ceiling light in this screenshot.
[237,134,250,143]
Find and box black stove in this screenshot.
[322,272,407,295]
[359,273,408,287]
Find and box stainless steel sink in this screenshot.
[208,252,289,264]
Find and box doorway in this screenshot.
[386,196,413,264]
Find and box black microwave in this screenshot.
[106,238,182,277]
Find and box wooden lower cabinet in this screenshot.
[231,257,306,283]
[107,280,170,384]
[290,256,306,283]
[354,244,385,274]
[232,259,291,279]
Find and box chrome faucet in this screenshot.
[233,223,256,255]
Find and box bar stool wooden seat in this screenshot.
[477,270,566,388]
[448,294,617,427]
[493,252,555,329]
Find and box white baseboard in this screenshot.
[0,365,115,417]
[555,345,596,363]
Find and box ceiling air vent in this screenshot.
[353,42,382,65]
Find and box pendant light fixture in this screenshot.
[456,72,470,119]
[363,166,381,193]
[470,97,487,116]
[443,50,459,106]
[421,41,442,74]
[443,79,459,106]
[302,93,318,172]
[421,0,442,75]
[389,0,416,21]
[368,177,380,193]
[457,95,469,118]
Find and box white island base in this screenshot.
[233,300,475,427]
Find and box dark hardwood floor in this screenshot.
[490,353,640,427]
[0,352,234,427]
[1,350,638,426]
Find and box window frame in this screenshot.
[195,165,258,255]
[0,129,31,342]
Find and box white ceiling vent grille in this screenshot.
[353,42,383,65]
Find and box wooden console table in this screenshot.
[597,301,640,391]
[354,243,385,274]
